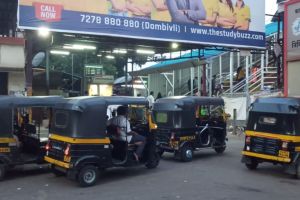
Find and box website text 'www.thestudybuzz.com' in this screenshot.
[190,27,264,41]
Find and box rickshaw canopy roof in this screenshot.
[251,97,300,114]
[153,96,224,111]
[56,96,149,112]
[0,96,65,108]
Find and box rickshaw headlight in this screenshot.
[282,141,289,151]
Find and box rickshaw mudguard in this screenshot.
[0,154,12,166]
[74,155,111,169]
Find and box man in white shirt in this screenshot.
[147,91,155,108]
[107,106,146,161]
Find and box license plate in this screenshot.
[278,150,290,158]
[0,147,10,153]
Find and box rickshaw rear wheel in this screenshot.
[179,146,193,162]
[78,165,99,187]
[214,146,226,154]
[245,159,259,170]
[0,164,6,181]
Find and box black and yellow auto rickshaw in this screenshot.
[44,96,160,187]
[242,97,300,178]
[0,96,63,180]
[152,96,227,162]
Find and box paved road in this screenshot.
[1,135,299,200]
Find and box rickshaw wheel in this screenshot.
[214,147,226,154]
[295,164,300,179]
[78,165,99,187]
[145,152,160,169]
[179,146,193,162]
[157,149,164,157]
[245,159,259,170]
[0,164,6,181]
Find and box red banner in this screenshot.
[34,2,63,22]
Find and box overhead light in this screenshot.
[38,27,50,38]
[85,65,103,69]
[63,44,96,50]
[136,49,155,55]
[172,43,179,49]
[63,34,75,37]
[50,50,70,55]
[97,54,102,57]
[113,49,127,54]
[106,55,115,59]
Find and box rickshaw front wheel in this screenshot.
[214,146,226,154]
[245,159,259,170]
[78,165,99,187]
[295,164,300,179]
[145,152,160,169]
[0,164,6,181]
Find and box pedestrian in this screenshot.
[147,91,155,108]
[156,92,162,101]
[211,75,216,96]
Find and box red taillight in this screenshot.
[245,136,251,145]
[64,144,71,156]
[45,142,51,151]
[282,141,289,151]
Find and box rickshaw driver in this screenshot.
[107,106,146,161]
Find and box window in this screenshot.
[258,116,277,125]
[55,111,68,129]
[156,112,168,123]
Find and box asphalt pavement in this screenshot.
[0,135,299,200]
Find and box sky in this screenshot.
[265,0,278,23]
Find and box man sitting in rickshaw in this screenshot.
[107,106,146,161]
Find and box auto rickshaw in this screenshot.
[152,96,227,162]
[242,97,300,178]
[44,96,160,187]
[0,96,64,180]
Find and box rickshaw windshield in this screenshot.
[128,106,147,123]
[152,111,184,128]
[247,112,300,136]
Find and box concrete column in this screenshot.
[230,52,234,95]
[219,55,222,84]
[197,65,201,96]
[261,53,265,90]
[245,56,249,94]
[209,61,213,97]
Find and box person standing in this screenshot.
[166,0,206,24]
[151,0,171,22]
[199,0,219,26]
[108,0,128,17]
[216,0,236,29]
[147,91,155,108]
[234,0,251,30]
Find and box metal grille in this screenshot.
[251,137,279,156]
